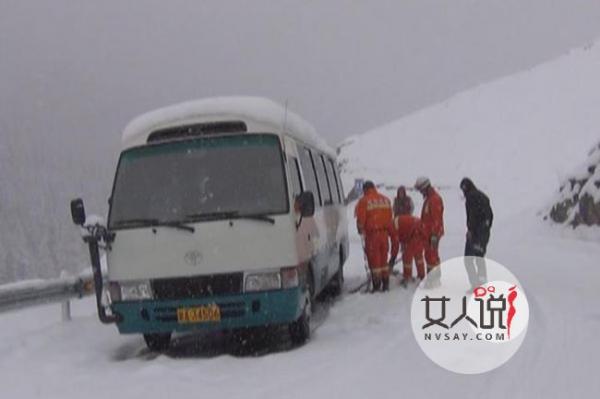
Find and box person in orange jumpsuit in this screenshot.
[393,186,414,216]
[414,177,444,286]
[355,181,398,292]
[391,215,425,286]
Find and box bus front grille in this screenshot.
[152,273,244,300]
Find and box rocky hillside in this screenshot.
[548,141,600,226]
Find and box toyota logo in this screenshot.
[184,250,203,266]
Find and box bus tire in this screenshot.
[328,249,345,297]
[143,332,171,351]
[289,272,313,345]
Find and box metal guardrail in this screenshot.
[0,273,94,321]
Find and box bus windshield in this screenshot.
[108,134,288,228]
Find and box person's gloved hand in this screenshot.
[466,230,472,240]
[388,257,397,269]
[430,235,439,248]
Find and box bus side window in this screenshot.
[314,153,332,205]
[328,158,343,204]
[287,156,303,200]
[336,163,345,203]
[299,147,322,206]
[324,157,340,204]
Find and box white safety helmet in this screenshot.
[414,176,431,191]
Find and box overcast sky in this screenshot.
[2,0,600,145]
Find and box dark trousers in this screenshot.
[464,230,490,287]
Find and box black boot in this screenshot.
[371,278,381,292]
[382,277,389,292]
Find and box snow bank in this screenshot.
[339,41,600,222]
[122,96,334,155]
[547,141,600,226]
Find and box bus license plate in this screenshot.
[177,304,221,324]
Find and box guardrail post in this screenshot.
[61,300,71,322]
[60,270,72,322]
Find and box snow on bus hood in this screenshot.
[121,96,334,156]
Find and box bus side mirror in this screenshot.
[296,191,315,218]
[70,198,86,226]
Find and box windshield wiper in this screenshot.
[235,213,276,225]
[159,220,196,232]
[185,211,275,225]
[112,218,195,233]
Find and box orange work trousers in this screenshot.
[402,238,425,280]
[365,230,390,282]
[424,237,441,268]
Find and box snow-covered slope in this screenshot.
[340,42,600,222]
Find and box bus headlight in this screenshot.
[245,271,281,292]
[280,267,299,289]
[114,280,153,301]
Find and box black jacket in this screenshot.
[465,188,493,236]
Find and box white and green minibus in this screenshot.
[71,97,349,350]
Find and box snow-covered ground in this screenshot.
[1,202,599,398]
[2,40,600,399]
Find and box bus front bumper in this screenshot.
[111,287,305,334]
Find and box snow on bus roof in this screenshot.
[122,96,334,155]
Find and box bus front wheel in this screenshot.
[289,300,311,345]
[289,273,313,345]
[143,332,172,351]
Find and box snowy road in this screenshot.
[1,191,599,399]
